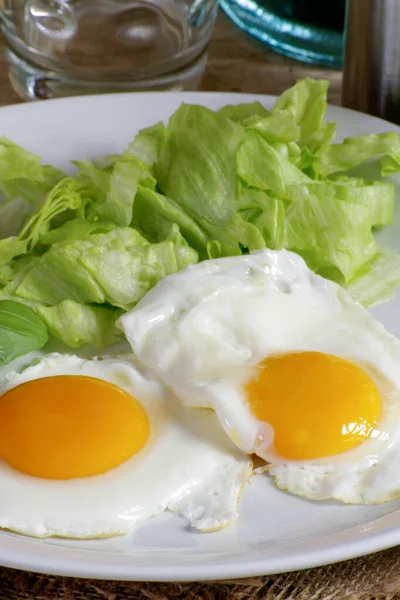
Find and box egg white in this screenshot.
[0,353,252,538]
[119,249,400,505]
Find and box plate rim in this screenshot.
[1,517,400,581]
[1,90,400,581]
[3,89,400,130]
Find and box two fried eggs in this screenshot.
[2,248,400,540]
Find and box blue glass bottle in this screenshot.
[220,0,346,67]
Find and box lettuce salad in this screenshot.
[1,77,400,355]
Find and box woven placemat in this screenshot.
[3,545,400,600]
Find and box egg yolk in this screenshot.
[245,352,381,460]
[0,375,150,480]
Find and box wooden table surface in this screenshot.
[0,12,342,107]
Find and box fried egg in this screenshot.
[0,354,252,538]
[120,249,400,505]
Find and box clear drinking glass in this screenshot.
[220,0,346,67]
[0,0,219,100]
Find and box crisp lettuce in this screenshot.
[79,227,197,309]
[237,130,309,196]
[17,177,84,252]
[38,218,116,247]
[346,249,400,307]
[0,137,44,181]
[297,178,394,228]
[238,187,285,249]
[14,241,106,305]
[0,238,27,268]
[2,254,39,294]
[37,300,122,348]
[284,184,377,283]
[317,132,400,176]
[237,78,333,146]
[0,138,63,190]
[131,185,209,258]
[132,185,265,259]
[127,122,165,167]
[0,138,64,207]
[0,139,65,243]
[156,104,243,226]
[76,152,152,227]
[205,214,265,258]
[12,227,197,310]
[271,78,336,152]
[0,198,33,239]
[1,165,65,205]
[243,111,300,144]
[219,102,270,123]
[0,239,30,286]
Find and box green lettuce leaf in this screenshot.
[14,240,106,306]
[0,238,27,267]
[1,165,65,205]
[17,177,84,252]
[132,185,265,259]
[219,102,269,123]
[15,228,148,306]
[346,249,400,307]
[300,178,394,228]
[238,187,285,249]
[0,138,64,204]
[77,152,151,227]
[38,218,116,247]
[237,130,310,196]
[0,237,31,286]
[238,80,335,164]
[283,184,377,283]
[272,78,336,151]
[131,185,209,258]
[37,300,122,348]
[243,110,300,144]
[205,214,265,258]
[0,138,43,180]
[156,104,243,226]
[79,228,198,309]
[128,122,165,167]
[0,198,33,239]
[317,132,400,176]
[13,227,197,310]
[2,254,40,293]
[163,224,201,267]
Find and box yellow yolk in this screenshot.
[0,375,150,479]
[245,352,381,460]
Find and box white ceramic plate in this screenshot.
[1,92,400,582]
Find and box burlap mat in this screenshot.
[2,544,400,600]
